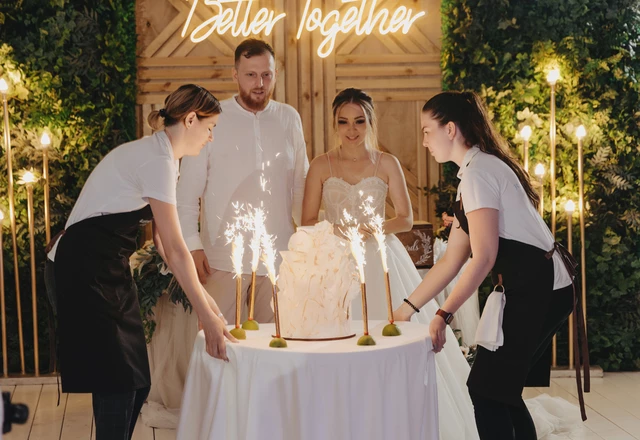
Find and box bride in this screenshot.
[301,87,480,440]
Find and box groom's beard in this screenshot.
[238,86,273,112]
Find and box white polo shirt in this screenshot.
[48,131,179,261]
[177,97,309,275]
[456,146,572,289]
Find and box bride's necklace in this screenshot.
[338,146,366,162]
[336,147,374,182]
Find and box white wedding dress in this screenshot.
[321,168,481,440]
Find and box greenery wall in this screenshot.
[0,0,136,373]
[438,0,640,370]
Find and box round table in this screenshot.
[176,320,438,440]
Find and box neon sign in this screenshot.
[182,0,426,58]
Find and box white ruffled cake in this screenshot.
[276,221,360,340]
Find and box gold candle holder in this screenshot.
[1,79,25,373]
[357,283,375,346]
[229,276,246,340]
[382,271,400,336]
[576,126,588,331]
[269,285,286,348]
[565,200,575,369]
[0,211,7,377]
[242,271,259,330]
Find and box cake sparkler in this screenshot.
[361,196,401,337]
[225,216,246,340]
[343,209,375,346]
[261,232,287,348]
[241,207,265,331]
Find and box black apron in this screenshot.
[453,195,590,420]
[54,205,153,393]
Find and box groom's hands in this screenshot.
[429,316,447,353]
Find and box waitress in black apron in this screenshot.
[394,91,589,439]
[46,84,237,439]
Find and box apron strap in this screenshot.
[45,229,66,254]
[547,242,590,421]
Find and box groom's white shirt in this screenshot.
[177,96,309,276]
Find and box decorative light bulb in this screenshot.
[565,200,575,213]
[41,132,51,147]
[520,125,532,141]
[546,68,561,85]
[576,125,587,140]
[0,79,8,93]
[534,164,545,177]
[22,171,36,184]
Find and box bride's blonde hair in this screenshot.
[331,88,380,151]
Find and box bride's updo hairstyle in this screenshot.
[331,88,380,151]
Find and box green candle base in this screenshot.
[357,335,376,346]
[242,319,260,330]
[269,337,288,348]
[382,323,401,337]
[230,327,246,340]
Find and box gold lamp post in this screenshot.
[546,67,561,238]
[565,199,576,369]
[534,164,545,217]
[575,125,588,330]
[18,169,40,376]
[520,125,532,173]
[40,132,52,244]
[535,162,557,365]
[0,210,7,377]
[0,78,25,373]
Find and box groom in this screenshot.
[177,38,309,323]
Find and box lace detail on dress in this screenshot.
[322,176,388,225]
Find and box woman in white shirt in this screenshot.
[48,84,236,439]
[394,91,588,439]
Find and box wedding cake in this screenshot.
[276,221,360,340]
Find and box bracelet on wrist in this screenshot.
[403,298,420,314]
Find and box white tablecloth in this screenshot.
[177,320,438,440]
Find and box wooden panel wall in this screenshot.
[136,0,442,222]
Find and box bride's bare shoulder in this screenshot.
[308,150,337,181]
[309,150,338,170]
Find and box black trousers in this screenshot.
[470,284,574,439]
[92,386,150,440]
